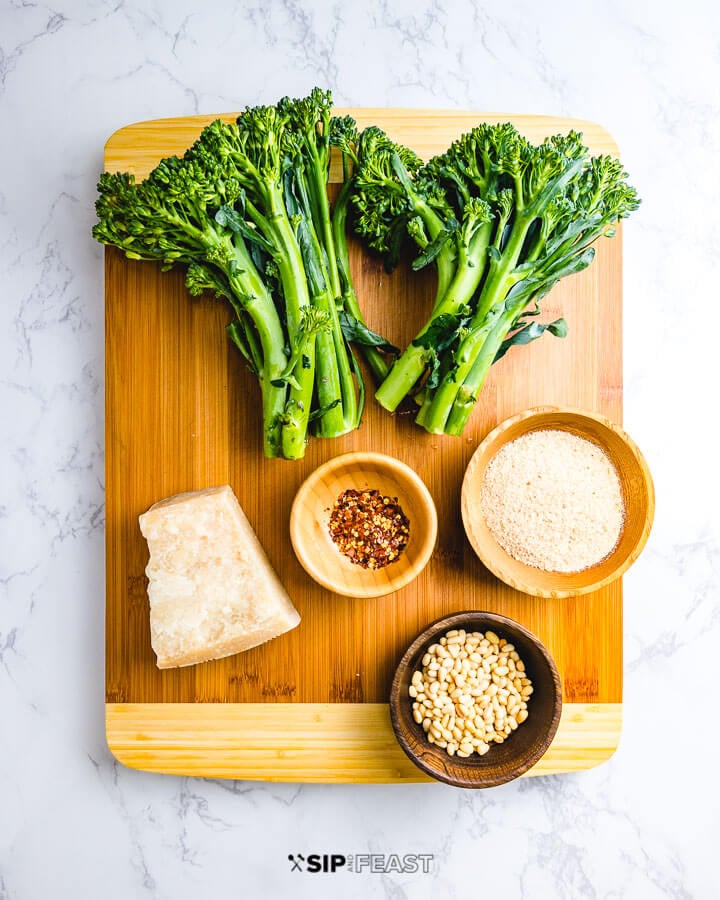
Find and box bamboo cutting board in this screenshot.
[105,110,624,782]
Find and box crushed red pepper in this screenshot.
[328,488,410,569]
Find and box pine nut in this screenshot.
[408,628,533,760]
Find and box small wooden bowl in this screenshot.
[461,406,655,598]
[290,452,438,598]
[390,611,562,788]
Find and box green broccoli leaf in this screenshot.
[493,317,568,363]
[412,311,471,354]
[338,311,399,355]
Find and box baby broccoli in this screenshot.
[94,89,393,459]
[351,122,640,435]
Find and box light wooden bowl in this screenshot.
[461,406,655,598]
[290,452,438,598]
[390,611,562,788]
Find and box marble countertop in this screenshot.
[2,1,718,897]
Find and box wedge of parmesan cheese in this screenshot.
[138,485,300,668]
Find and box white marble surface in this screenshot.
[2,0,719,897]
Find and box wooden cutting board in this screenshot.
[105,111,623,782]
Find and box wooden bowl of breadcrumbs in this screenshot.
[461,407,654,598]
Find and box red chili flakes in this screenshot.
[328,488,410,570]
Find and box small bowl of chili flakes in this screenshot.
[290,452,438,598]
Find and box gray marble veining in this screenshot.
[2,0,719,897]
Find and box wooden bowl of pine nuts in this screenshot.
[389,611,562,788]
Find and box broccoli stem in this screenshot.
[471,212,534,324]
[421,310,504,434]
[374,225,492,412]
[289,170,359,439]
[419,212,536,432]
[411,196,457,301]
[223,246,289,457]
[227,319,287,457]
[307,149,342,301]
[246,189,317,458]
[310,287,356,438]
[388,152,456,295]
[332,176,389,383]
[444,307,520,435]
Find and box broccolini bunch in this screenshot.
[350,122,640,434]
[94,89,393,459]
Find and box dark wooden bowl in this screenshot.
[389,611,562,788]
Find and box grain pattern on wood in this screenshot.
[106,702,621,782]
[104,111,624,778]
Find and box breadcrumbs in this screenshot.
[479,429,625,573]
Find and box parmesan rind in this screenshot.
[138,485,300,668]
